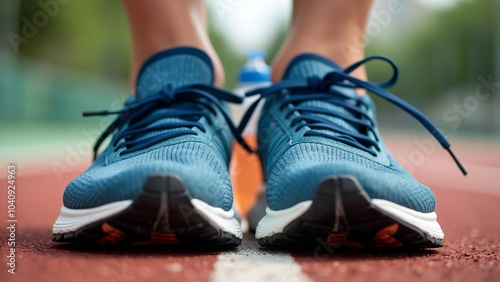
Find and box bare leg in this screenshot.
[123,0,224,91]
[272,0,372,91]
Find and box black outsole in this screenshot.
[258,175,443,249]
[52,174,241,248]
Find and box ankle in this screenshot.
[125,0,224,90]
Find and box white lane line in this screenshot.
[211,235,310,282]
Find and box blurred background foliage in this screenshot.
[0,0,498,137]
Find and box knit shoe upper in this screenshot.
[63,47,242,211]
[251,54,466,213]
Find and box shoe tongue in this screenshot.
[127,47,214,149]
[135,47,214,100]
[283,53,343,80]
[283,54,361,136]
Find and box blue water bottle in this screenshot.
[232,50,271,135]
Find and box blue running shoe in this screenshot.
[52,47,247,247]
[240,54,466,249]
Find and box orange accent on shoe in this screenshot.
[374,223,403,247]
[133,232,179,246]
[327,233,348,244]
[327,233,363,248]
[96,223,125,244]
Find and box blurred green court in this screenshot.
[1,0,499,171]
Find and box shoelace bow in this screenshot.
[237,55,467,175]
[83,84,253,160]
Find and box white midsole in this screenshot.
[372,199,444,239]
[52,199,243,239]
[52,200,133,234]
[191,199,243,239]
[255,201,313,239]
[255,199,444,240]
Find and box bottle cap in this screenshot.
[238,50,271,83]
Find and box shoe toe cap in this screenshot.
[63,159,232,211]
[266,157,436,213]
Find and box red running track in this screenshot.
[0,135,499,282]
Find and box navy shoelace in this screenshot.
[83,84,252,160]
[238,55,467,175]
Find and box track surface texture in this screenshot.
[1,135,499,282]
